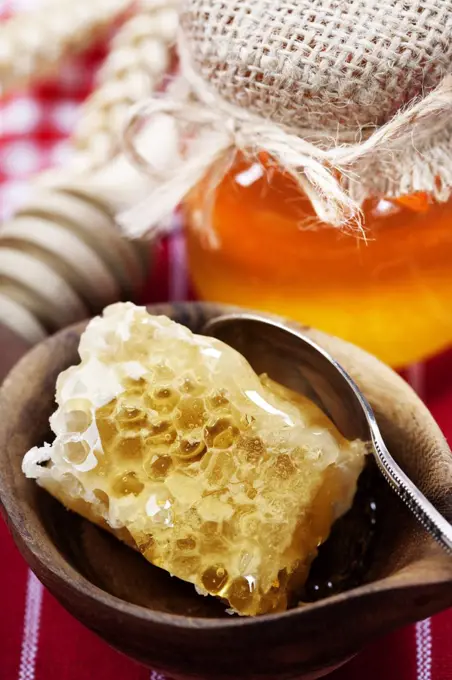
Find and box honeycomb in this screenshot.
[23,302,367,615]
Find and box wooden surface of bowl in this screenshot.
[0,302,451,680]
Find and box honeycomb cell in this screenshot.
[245,486,257,500]
[239,436,265,464]
[202,565,228,593]
[154,363,174,381]
[112,472,144,497]
[116,434,144,460]
[176,439,206,460]
[62,440,90,465]
[205,417,239,449]
[93,450,109,477]
[58,472,84,497]
[96,411,117,447]
[208,390,229,409]
[116,406,148,432]
[144,454,173,480]
[63,398,92,433]
[175,397,207,430]
[153,387,180,414]
[176,536,197,551]
[148,420,172,436]
[124,378,147,396]
[200,520,218,536]
[228,576,255,613]
[206,450,235,486]
[22,302,367,616]
[270,454,297,480]
[134,532,154,555]
[179,377,204,396]
[145,424,177,448]
[93,488,110,511]
[200,533,228,555]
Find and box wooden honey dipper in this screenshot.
[0,0,181,354]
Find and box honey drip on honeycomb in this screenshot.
[23,303,367,616]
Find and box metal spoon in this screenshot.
[204,312,452,554]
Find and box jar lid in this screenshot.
[125,0,452,234]
[183,0,452,135]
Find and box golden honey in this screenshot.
[23,302,366,616]
[184,155,452,367]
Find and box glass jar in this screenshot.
[184,154,452,368]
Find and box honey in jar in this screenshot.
[185,155,452,368]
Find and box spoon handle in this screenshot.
[371,431,452,554]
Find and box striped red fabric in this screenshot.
[0,3,451,679]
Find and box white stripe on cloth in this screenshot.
[168,223,188,303]
[416,618,433,680]
[150,671,166,680]
[18,571,44,680]
[406,367,433,680]
[406,363,427,399]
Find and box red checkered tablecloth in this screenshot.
[0,3,451,680]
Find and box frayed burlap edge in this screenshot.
[346,122,452,205]
[119,34,452,240]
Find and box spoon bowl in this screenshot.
[0,302,452,680]
[205,312,452,553]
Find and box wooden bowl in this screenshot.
[0,302,452,680]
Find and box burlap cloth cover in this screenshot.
[124,0,452,235]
